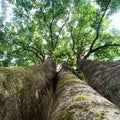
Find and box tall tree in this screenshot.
[0,0,120,119]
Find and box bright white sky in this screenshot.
[110,12,120,30]
[0,0,2,15]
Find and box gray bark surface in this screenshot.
[49,70,120,120]
[79,59,120,107]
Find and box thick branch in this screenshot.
[70,26,76,54]
[20,46,44,62]
[82,43,120,58]
[91,43,120,53]
[49,0,56,51]
[84,0,111,59]
[49,24,55,51]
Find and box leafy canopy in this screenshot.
[0,0,120,68]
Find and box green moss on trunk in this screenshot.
[49,70,120,120]
[0,58,56,120]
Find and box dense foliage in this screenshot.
[0,0,120,68]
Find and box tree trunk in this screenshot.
[0,58,56,120]
[1,58,120,120]
[78,59,120,107]
[49,70,120,120]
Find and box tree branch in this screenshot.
[41,8,50,28]
[91,44,120,53]
[41,2,56,54]
[13,41,45,62]
[54,8,71,49]
[84,0,111,59]
[70,26,76,54]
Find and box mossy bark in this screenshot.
[0,58,56,120]
[1,58,120,120]
[78,59,120,107]
[49,70,120,120]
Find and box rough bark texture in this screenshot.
[0,58,56,120]
[78,59,120,107]
[49,70,120,120]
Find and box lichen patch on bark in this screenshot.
[49,70,120,120]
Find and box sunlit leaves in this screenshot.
[0,0,120,67]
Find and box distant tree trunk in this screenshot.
[78,59,120,107]
[0,58,56,120]
[49,70,120,120]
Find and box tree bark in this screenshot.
[1,58,120,120]
[0,58,56,120]
[78,59,120,107]
[49,70,120,120]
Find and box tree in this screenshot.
[1,0,120,119]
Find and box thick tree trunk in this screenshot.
[49,70,120,120]
[1,58,120,120]
[0,58,56,120]
[78,59,120,107]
